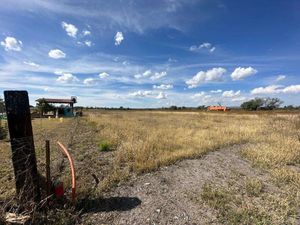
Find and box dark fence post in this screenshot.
[45,140,51,196]
[4,90,41,202]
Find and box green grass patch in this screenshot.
[98,140,113,152]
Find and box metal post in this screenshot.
[4,90,41,202]
[45,140,51,196]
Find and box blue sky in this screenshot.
[0,0,299,107]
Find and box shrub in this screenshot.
[98,141,112,152]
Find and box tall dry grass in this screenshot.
[87,110,300,191]
[1,110,299,224]
[88,110,300,224]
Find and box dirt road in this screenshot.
[81,144,285,225]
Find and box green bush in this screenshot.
[98,141,112,152]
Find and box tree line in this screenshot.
[240,97,283,110]
[0,97,299,112]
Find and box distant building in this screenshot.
[207,106,229,111]
[35,96,77,117]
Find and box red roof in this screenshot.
[36,98,76,104]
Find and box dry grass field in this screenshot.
[0,110,300,224]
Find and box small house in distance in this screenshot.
[35,96,77,117]
[207,106,229,112]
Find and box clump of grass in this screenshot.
[271,167,300,188]
[245,178,263,197]
[98,140,112,152]
[201,183,272,225]
[201,183,231,208]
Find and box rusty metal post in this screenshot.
[45,140,51,196]
[4,90,41,202]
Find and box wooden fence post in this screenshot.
[4,90,41,202]
[45,140,51,196]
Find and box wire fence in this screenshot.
[0,116,81,224]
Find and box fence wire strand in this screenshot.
[0,116,80,224]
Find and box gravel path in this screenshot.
[81,144,270,225]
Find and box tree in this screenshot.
[264,97,283,110]
[170,106,178,110]
[241,98,264,110]
[241,97,283,110]
[197,105,206,110]
[36,99,55,115]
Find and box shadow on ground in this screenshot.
[77,197,142,213]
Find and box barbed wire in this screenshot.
[0,116,81,224]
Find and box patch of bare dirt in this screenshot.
[80,145,274,225]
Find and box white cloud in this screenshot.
[210,89,222,93]
[251,84,300,95]
[204,95,212,99]
[83,78,97,85]
[251,85,282,95]
[189,45,197,51]
[56,73,79,83]
[23,61,39,67]
[44,87,51,92]
[209,46,216,53]
[231,67,257,81]
[83,30,91,36]
[222,90,241,98]
[151,71,167,80]
[168,58,177,63]
[61,21,78,37]
[1,36,22,51]
[276,75,286,82]
[143,70,152,77]
[200,42,211,48]
[129,90,152,97]
[134,74,142,79]
[48,49,66,59]
[134,70,167,80]
[190,42,215,53]
[54,70,64,75]
[156,92,167,99]
[153,84,173,90]
[186,67,226,88]
[122,60,129,66]
[192,92,206,98]
[115,31,124,46]
[282,85,300,93]
[99,72,109,78]
[84,40,92,47]
[231,97,247,102]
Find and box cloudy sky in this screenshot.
[0,0,299,107]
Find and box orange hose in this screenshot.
[57,141,76,203]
